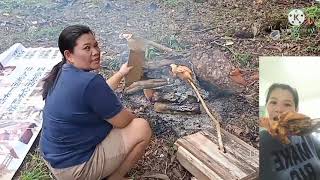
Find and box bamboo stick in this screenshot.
[187,79,225,153]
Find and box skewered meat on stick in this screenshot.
[170,64,225,152]
[260,112,319,144]
[170,64,193,82]
[279,117,320,136]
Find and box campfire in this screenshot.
[99,33,260,180]
[118,33,208,115]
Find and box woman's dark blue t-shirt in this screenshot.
[40,63,123,169]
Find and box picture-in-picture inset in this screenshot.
[259,57,320,180]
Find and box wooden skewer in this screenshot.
[285,118,320,135]
[311,118,320,122]
[286,118,320,125]
[310,119,320,133]
[304,118,320,130]
[187,79,225,152]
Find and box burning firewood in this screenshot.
[170,64,225,152]
[143,89,156,102]
[124,79,169,94]
[143,59,175,70]
[154,102,201,114]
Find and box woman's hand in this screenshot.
[259,117,271,130]
[107,63,133,90]
[118,62,133,77]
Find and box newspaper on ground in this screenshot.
[0,43,61,180]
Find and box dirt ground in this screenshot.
[1,0,319,179]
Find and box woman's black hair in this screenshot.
[42,25,93,100]
[265,83,299,110]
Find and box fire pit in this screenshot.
[100,35,259,146]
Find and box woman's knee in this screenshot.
[130,118,152,140]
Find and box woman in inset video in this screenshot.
[260,83,320,180]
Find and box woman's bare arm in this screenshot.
[107,108,136,128]
[107,71,124,90]
[106,63,132,90]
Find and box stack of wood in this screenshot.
[125,58,204,115]
[175,130,259,180]
[120,33,206,115]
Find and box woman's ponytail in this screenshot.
[42,58,66,100]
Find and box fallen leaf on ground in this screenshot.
[250,71,259,81]
[224,40,234,46]
[230,68,247,86]
[230,68,243,76]
[170,154,176,163]
[256,0,263,4]
[226,124,244,136]
[251,22,260,37]
[173,167,183,178]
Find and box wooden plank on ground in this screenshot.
[174,130,259,180]
[176,147,221,180]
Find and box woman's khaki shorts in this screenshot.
[44,129,127,180]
